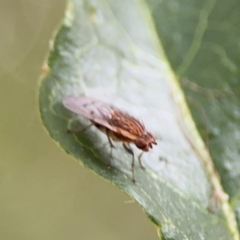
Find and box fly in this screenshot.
[62,96,157,183]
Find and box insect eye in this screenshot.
[135,139,148,150]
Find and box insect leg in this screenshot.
[106,130,115,166]
[138,152,145,170]
[122,143,136,183]
[67,123,93,134]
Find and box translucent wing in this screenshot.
[62,97,115,130]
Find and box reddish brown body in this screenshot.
[63,96,157,182]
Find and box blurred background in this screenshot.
[0,1,158,239]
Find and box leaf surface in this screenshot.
[39,0,240,239]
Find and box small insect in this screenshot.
[62,96,157,183]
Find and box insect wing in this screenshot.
[62,97,115,130]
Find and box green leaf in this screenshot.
[39,0,239,239]
[147,0,240,236]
